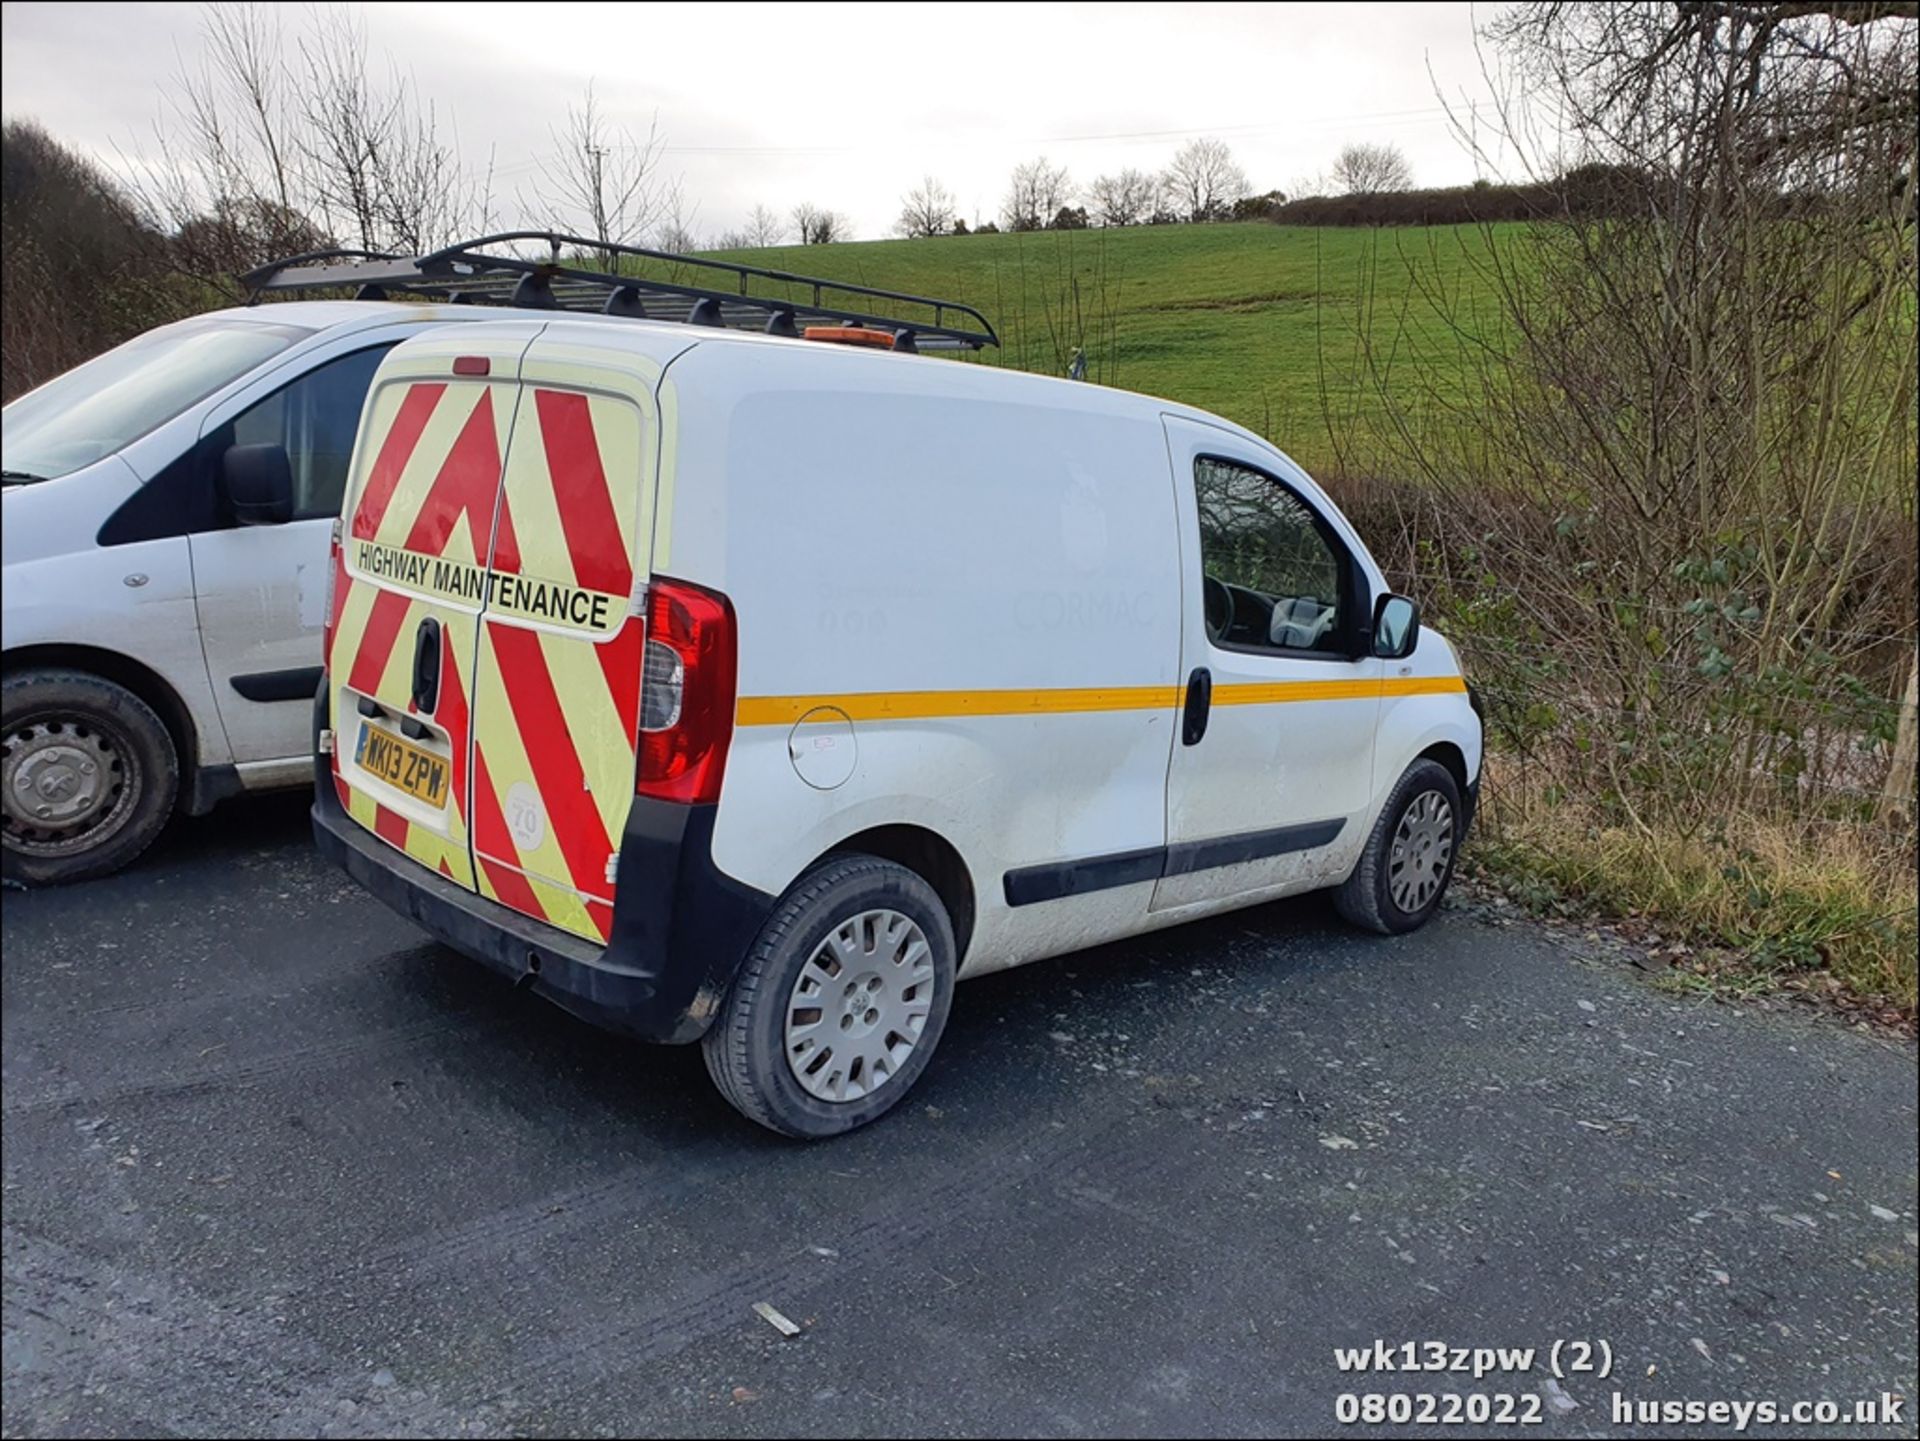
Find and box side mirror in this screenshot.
[1372,593,1420,659]
[223,443,293,525]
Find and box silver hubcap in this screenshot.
[1388,789,1454,914]
[3,716,136,857]
[785,908,935,1103]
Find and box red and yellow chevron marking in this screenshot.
[328,376,521,892]
[330,584,486,890]
[333,375,649,946]
[468,387,648,944]
[349,380,516,565]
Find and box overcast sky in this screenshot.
[1,1,1515,241]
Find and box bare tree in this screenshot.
[1161,137,1250,222]
[1339,0,1919,858]
[1002,156,1072,231]
[655,178,701,252]
[130,2,316,278]
[296,8,484,254]
[792,201,848,244]
[895,174,957,238]
[197,1,296,216]
[1284,169,1332,201]
[524,80,665,265]
[1331,141,1413,195]
[125,2,492,281]
[1088,168,1158,226]
[747,203,787,247]
[295,8,389,251]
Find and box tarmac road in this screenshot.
[3,792,1915,1438]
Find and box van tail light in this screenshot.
[635,577,737,805]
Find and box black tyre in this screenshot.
[702,854,957,1139]
[1334,758,1463,935]
[2,668,179,887]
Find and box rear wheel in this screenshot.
[1334,757,1463,935]
[702,854,956,1139]
[2,669,179,887]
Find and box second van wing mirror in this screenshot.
[223,443,294,525]
[1372,593,1420,659]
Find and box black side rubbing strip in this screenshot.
[1162,818,1345,877]
[1002,818,1347,907]
[231,665,326,703]
[1003,847,1164,907]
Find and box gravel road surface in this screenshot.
[4,794,1915,1437]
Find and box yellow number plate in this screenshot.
[355,722,448,806]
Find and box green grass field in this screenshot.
[694,222,1515,473]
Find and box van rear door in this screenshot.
[462,336,666,944]
[326,328,536,890]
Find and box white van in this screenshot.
[316,305,1485,1138]
[0,298,528,884]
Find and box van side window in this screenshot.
[1194,456,1347,655]
[229,345,394,520]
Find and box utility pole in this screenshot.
[587,142,608,262]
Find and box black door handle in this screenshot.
[411,617,442,714]
[1182,666,1212,746]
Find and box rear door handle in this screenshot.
[1182,666,1212,746]
[411,617,442,714]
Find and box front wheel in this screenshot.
[2,668,180,886]
[702,854,957,1139]
[1334,758,1464,935]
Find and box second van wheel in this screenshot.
[2,668,180,887]
[702,854,957,1139]
[1333,758,1464,936]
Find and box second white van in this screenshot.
[315,284,1483,1138]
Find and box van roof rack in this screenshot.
[241,230,999,351]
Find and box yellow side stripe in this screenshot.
[1212,678,1381,705]
[1214,675,1469,706]
[735,674,1465,727]
[1383,675,1469,697]
[736,686,1182,727]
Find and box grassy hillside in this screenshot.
[698,222,1515,474]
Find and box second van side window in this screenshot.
[1194,456,1347,655]
[229,345,394,520]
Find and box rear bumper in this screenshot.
[311,682,774,1044]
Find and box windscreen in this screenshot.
[2,315,313,483]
